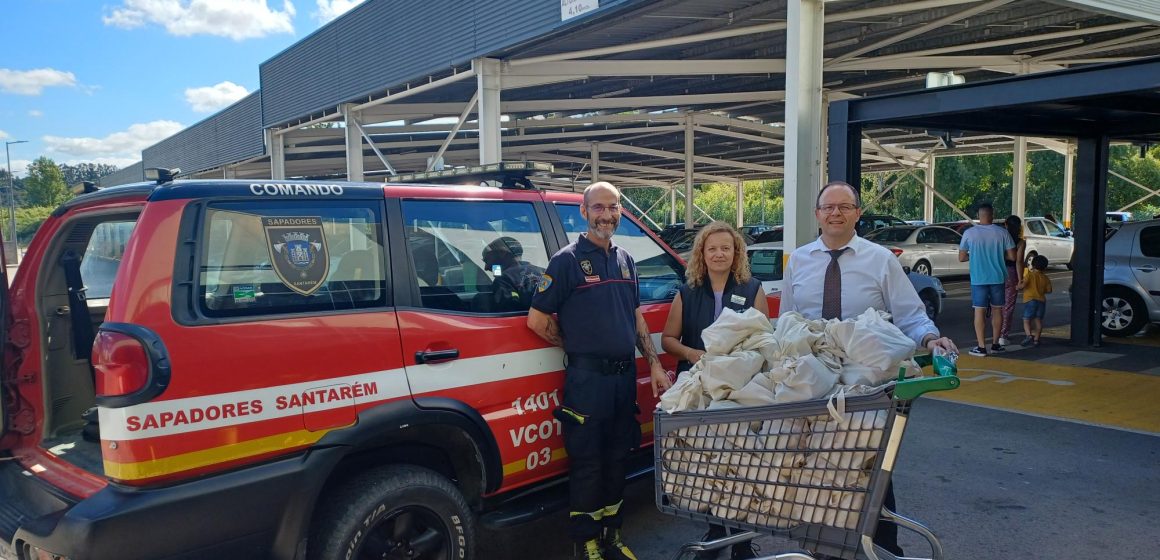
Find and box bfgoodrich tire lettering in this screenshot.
[309,465,476,560]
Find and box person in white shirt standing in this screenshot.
[779,180,957,557]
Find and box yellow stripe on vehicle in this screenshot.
[502,447,569,476]
[103,428,333,480]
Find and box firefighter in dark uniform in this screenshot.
[528,182,672,560]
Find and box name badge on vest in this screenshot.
[730,294,746,306]
[585,275,601,283]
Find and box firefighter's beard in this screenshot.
[588,215,619,241]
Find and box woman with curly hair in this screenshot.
[661,221,768,559]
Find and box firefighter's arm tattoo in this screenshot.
[634,310,660,366]
[528,307,563,347]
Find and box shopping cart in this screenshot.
[655,353,959,560]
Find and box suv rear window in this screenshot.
[401,199,549,314]
[198,201,387,317]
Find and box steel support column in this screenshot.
[1063,142,1076,227]
[1070,136,1109,348]
[342,104,365,181]
[736,180,745,227]
[670,186,677,225]
[266,129,285,180]
[784,0,825,249]
[591,143,600,182]
[475,57,502,164]
[1012,136,1027,217]
[684,114,695,228]
[924,157,936,223]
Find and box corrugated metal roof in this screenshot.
[1052,0,1160,23]
[141,92,264,176]
[99,161,144,187]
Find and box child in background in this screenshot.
[1019,255,1052,347]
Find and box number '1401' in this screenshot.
[512,390,560,415]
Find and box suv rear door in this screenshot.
[0,240,8,441]
[392,188,566,490]
[1132,224,1160,314]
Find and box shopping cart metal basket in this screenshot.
[655,353,959,560]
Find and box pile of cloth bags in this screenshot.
[657,307,920,530]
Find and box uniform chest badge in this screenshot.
[263,216,329,296]
[730,293,746,306]
[579,259,594,275]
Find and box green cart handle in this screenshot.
[893,352,960,400]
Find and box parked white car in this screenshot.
[1101,218,1160,336]
[747,242,946,321]
[1021,216,1075,269]
[864,225,967,277]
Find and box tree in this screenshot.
[23,157,72,208]
[59,162,120,187]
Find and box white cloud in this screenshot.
[42,121,184,162]
[316,0,364,24]
[9,160,33,178]
[28,110,43,118]
[0,130,8,141]
[185,81,249,112]
[0,68,78,95]
[104,0,296,41]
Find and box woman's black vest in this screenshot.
[676,275,762,372]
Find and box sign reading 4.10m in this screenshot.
[561,0,598,21]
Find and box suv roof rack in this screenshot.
[383,161,553,190]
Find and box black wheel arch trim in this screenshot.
[315,397,503,494]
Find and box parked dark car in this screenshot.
[854,214,908,236]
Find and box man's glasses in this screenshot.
[817,203,859,215]
[587,204,620,214]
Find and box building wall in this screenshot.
[141,92,264,176]
[99,161,144,187]
[259,0,637,127]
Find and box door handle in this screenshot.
[415,348,460,364]
[1137,265,1157,273]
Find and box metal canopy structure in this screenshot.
[146,0,1160,183]
[828,55,1160,348]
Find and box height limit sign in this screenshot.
[561,0,598,21]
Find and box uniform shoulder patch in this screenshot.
[579,259,593,275]
[538,273,554,293]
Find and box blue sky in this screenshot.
[1,0,365,176]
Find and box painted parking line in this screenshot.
[1039,325,1160,347]
[928,355,1160,435]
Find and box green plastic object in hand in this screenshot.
[894,350,960,401]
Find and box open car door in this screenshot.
[0,241,10,442]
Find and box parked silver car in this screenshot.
[863,225,967,277]
[747,242,946,321]
[1101,218,1160,336]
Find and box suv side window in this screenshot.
[1028,220,1047,236]
[933,228,961,245]
[80,220,137,299]
[1140,226,1160,258]
[555,204,684,302]
[401,200,549,313]
[198,201,387,317]
[916,229,935,244]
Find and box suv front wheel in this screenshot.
[309,465,477,560]
[1101,287,1147,337]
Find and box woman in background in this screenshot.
[998,215,1027,346]
[662,221,767,559]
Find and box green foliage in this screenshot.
[24,157,73,208]
[12,206,55,245]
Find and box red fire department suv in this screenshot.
[0,165,776,560]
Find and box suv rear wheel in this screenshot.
[1025,251,1040,269]
[1101,287,1147,337]
[309,465,476,560]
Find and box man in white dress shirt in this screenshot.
[780,180,957,353]
[779,180,957,557]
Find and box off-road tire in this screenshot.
[308,465,476,560]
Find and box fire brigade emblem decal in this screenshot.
[579,259,593,275]
[263,216,329,296]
